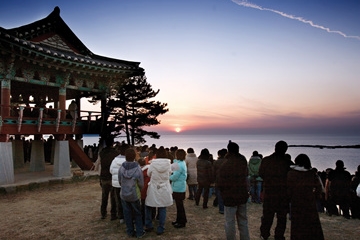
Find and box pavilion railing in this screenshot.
[0,104,102,135]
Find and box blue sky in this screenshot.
[1,0,360,135]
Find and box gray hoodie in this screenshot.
[119,161,144,202]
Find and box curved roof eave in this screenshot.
[2,6,143,73]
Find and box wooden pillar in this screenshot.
[54,86,66,141]
[59,87,66,120]
[75,96,82,140]
[0,79,11,142]
[100,93,107,134]
[1,79,11,117]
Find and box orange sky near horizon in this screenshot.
[80,92,360,135]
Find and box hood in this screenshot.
[186,153,197,158]
[249,156,261,165]
[121,161,140,178]
[150,158,171,173]
[113,155,126,166]
[290,165,309,172]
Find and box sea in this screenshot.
[82,133,360,174]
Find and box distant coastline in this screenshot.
[289,144,360,149]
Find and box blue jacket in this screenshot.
[170,159,187,193]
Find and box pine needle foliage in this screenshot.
[106,75,168,145]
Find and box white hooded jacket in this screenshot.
[109,155,126,188]
[145,158,173,207]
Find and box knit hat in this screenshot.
[227,140,239,154]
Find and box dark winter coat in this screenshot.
[287,167,324,240]
[196,158,213,185]
[217,153,248,206]
[328,167,352,200]
[99,146,120,181]
[259,152,293,201]
[213,157,227,186]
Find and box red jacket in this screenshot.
[141,165,151,200]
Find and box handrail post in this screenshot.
[56,109,61,132]
[17,106,24,132]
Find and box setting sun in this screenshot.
[175,127,181,133]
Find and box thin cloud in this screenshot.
[232,0,360,41]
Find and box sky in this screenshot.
[1,0,360,135]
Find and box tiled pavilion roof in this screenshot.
[0,6,144,93]
[1,6,143,73]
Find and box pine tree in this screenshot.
[107,75,168,145]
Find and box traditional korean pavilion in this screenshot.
[0,7,144,184]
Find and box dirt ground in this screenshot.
[0,178,359,240]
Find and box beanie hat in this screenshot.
[227,140,239,154]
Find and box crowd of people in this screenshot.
[8,135,55,163]
[94,138,360,239]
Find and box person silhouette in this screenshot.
[218,141,250,240]
[259,140,293,240]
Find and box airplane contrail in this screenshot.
[231,0,360,41]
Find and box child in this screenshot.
[119,148,145,238]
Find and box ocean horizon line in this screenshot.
[82,133,360,173]
[83,132,360,137]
